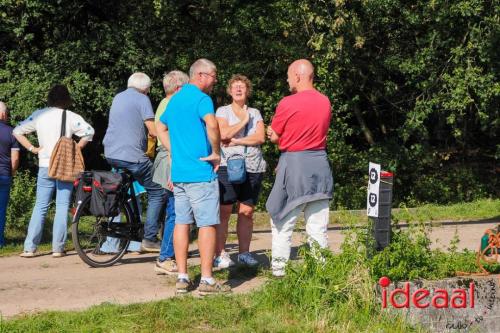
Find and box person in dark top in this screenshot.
[0,102,20,247]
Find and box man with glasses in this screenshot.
[156,59,230,295]
[103,72,166,252]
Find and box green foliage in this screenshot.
[6,170,37,234]
[0,0,498,209]
[369,223,489,281]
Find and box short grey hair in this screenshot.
[189,58,216,79]
[127,72,151,92]
[163,70,189,95]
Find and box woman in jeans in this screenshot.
[214,74,266,268]
[14,85,94,257]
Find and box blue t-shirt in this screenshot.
[103,88,154,163]
[160,84,216,182]
[0,121,20,177]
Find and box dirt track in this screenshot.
[0,221,497,318]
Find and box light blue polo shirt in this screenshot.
[160,84,217,183]
[103,88,154,163]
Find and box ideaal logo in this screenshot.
[379,276,475,309]
[378,276,497,330]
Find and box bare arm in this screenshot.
[230,121,266,146]
[204,114,220,155]
[145,119,157,138]
[156,121,171,153]
[13,133,42,154]
[200,113,221,172]
[77,138,89,149]
[266,126,280,144]
[11,150,19,176]
[217,113,249,141]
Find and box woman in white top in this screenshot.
[13,85,94,257]
[214,74,266,268]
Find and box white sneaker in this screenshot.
[272,269,285,278]
[20,251,36,258]
[237,252,259,267]
[213,252,235,269]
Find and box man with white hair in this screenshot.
[0,102,20,247]
[157,59,230,295]
[103,72,166,252]
[152,70,189,275]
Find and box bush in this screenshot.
[6,170,37,236]
[369,223,493,281]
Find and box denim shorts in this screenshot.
[173,179,220,228]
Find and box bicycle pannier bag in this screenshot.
[89,171,123,217]
[48,109,85,182]
[73,172,91,214]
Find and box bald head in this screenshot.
[0,102,7,121]
[286,59,315,93]
[289,59,314,80]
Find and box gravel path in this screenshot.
[0,220,497,318]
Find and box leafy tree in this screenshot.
[0,0,497,210]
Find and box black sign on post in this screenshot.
[367,162,394,252]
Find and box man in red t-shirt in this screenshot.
[267,65,331,152]
[266,59,333,277]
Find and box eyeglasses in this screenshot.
[200,72,217,80]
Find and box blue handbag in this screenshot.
[226,153,247,184]
[223,123,249,184]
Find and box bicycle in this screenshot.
[71,170,165,267]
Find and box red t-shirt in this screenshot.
[271,89,331,152]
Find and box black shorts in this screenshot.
[217,166,264,206]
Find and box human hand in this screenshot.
[229,138,241,146]
[200,152,221,172]
[266,126,274,139]
[166,180,174,191]
[32,146,42,154]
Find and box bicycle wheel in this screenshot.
[71,196,131,267]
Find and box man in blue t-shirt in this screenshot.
[103,72,166,252]
[0,102,20,247]
[157,59,230,295]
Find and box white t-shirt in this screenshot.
[14,107,94,167]
[216,105,266,173]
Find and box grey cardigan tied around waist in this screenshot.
[265,150,333,222]
[152,145,171,190]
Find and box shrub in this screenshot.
[6,170,37,235]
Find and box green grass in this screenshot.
[0,242,427,333]
[4,200,496,332]
[392,198,500,224]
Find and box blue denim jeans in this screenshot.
[24,168,73,253]
[159,190,175,261]
[0,175,12,247]
[106,158,166,241]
